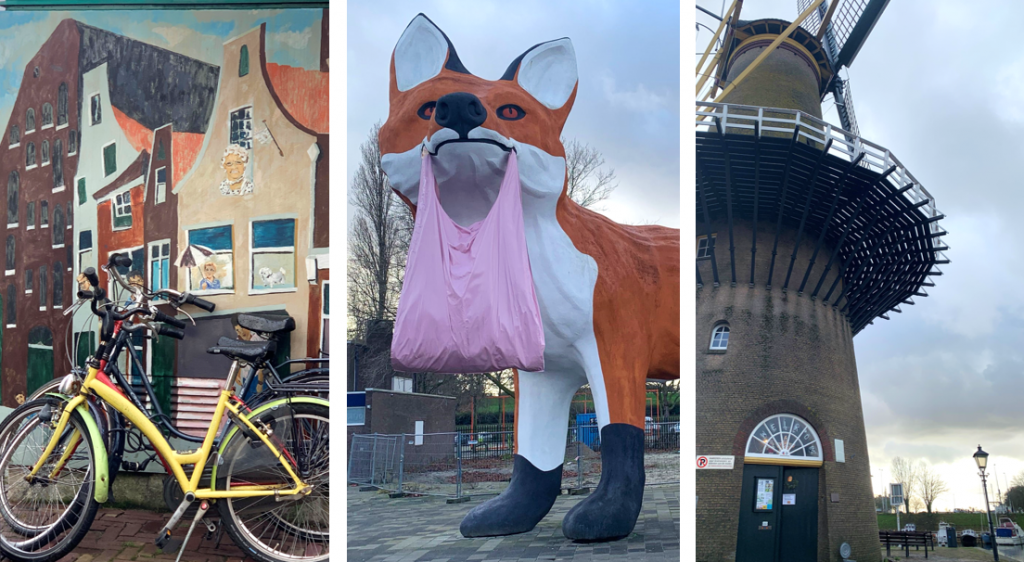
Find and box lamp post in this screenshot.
[975,445,999,560]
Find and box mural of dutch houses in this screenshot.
[0,14,327,421]
[171,19,329,434]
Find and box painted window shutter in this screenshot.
[239,45,250,77]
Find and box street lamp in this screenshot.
[975,445,999,561]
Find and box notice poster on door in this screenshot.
[754,477,774,511]
[782,493,796,505]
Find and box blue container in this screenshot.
[575,413,599,449]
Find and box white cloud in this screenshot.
[600,72,669,113]
[269,29,312,51]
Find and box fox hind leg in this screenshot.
[459,368,583,537]
[562,335,647,541]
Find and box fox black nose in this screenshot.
[435,92,486,139]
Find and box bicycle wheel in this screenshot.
[0,398,100,562]
[217,402,329,562]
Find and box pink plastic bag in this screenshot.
[391,150,545,373]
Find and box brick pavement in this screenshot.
[54,508,255,562]
[347,485,680,561]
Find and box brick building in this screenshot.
[695,19,947,562]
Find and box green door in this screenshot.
[76,331,96,369]
[151,333,175,417]
[27,327,54,395]
[735,464,818,562]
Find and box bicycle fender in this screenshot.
[211,396,329,483]
[48,394,110,504]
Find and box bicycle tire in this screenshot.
[217,402,329,562]
[0,398,100,562]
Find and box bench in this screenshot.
[879,530,933,558]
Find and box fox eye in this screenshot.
[417,101,436,120]
[496,104,526,121]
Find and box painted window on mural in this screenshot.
[113,192,132,229]
[188,225,232,292]
[66,202,72,230]
[69,130,77,155]
[239,45,250,76]
[38,266,46,309]
[5,285,14,327]
[157,139,165,161]
[5,236,14,274]
[41,103,53,128]
[52,205,65,247]
[26,202,34,229]
[229,106,253,149]
[156,167,167,204]
[8,125,18,147]
[149,241,170,292]
[103,143,116,177]
[41,140,49,165]
[40,201,48,227]
[321,280,330,354]
[53,139,63,188]
[90,94,101,125]
[78,230,92,275]
[24,270,31,294]
[26,109,35,133]
[251,219,295,292]
[26,143,35,168]
[77,178,86,206]
[53,262,63,308]
[7,171,18,226]
[57,83,68,127]
[745,414,823,462]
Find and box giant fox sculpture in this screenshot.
[379,14,680,542]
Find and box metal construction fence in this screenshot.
[348,422,680,499]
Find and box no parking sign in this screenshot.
[696,455,735,469]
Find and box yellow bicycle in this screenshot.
[0,254,329,562]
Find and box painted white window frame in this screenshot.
[112,191,132,232]
[248,216,298,296]
[745,413,824,463]
[89,92,102,126]
[40,140,50,167]
[40,201,49,229]
[148,238,171,298]
[155,166,167,204]
[185,221,234,296]
[228,104,254,150]
[40,103,54,130]
[320,279,330,354]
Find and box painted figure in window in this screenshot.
[218,144,254,196]
[127,271,145,299]
[199,261,222,290]
[258,267,287,288]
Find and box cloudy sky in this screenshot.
[348,0,680,228]
[0,9,323,135]
[698,0,1024,512]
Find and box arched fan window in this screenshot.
[710,324,729,350]
[745,414,823,465]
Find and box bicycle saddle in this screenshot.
[207,336,278,363]
[237,312,295,334]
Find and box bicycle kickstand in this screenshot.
[175,500,210,562]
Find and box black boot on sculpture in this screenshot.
[562,423,645,541]
[459,454,562,537]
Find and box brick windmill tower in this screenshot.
[694,1,948,561]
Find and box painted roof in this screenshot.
[113,107,204,185]
[265,63,329,134]
[75,21,220,134]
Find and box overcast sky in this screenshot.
[0,9,323,137]
[698,0,1024,513]
[348,0,680,228]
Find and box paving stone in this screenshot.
[347,484,679,562]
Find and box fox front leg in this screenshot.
[459,369,583,537]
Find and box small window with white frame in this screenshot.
[697,234,716,260]
[250,218,296,293]
[112,192,132,230]
[148,240,170,293]
[155,167,167,204]
[710,323,729,351]
[187,224,233,294]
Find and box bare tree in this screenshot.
[563,137,617,209]
[891,457,921,513]
[347,122,412,340]
[919,465,949,514]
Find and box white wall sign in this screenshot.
[696,455,735,469]
[414,420,424,446]
[835,439,845,463]
[783,494,796,505]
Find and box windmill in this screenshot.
[696,0,891,138]
[694,2,948,562]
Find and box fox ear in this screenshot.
[502,38,577,110]
[392,14,469,92]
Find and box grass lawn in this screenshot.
[878,512,1021,532]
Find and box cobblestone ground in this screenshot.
[54,508,255,562]
[347,485,680,561]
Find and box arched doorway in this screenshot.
[27,326,53,395]
[736,414,823,562]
